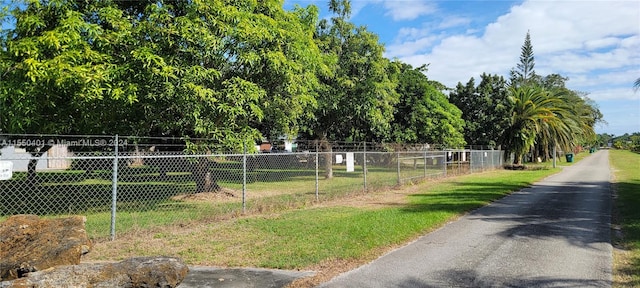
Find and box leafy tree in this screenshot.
[102,0,323,146]
[302,0,398,178]
[534,74,603,160]
[450,78,477,143]
[219,2,325,141]
[0,0,122,179]
[391,63,465,148]
[501,83,601,165]
[449,73,511,148]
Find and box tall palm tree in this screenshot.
[635,77,640,92]
[502,86,573,165]
[541,95,588,161]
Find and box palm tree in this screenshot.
[502,86,573,165]
[635,77,640,92]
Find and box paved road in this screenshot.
[320,150,612,287]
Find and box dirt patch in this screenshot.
[286,258,368,288]
[171,188,238,203]
[170,187,312,204]
[317,178,447,210]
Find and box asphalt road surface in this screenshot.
[320,150,612,288]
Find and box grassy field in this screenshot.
[610,149,640,287]
[85,166,560,286]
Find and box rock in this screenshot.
[0,216,187,287]
[0,257,189,288]
[0,215,92,280]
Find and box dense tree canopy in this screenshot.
[449,73,510,148]
[0,0,324,150]
[392,63,465,148]
[0,0,114,135]
[302,0,398,143]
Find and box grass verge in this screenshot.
[85,168,558,286]
[610,149,640,287]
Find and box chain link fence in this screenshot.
[0,134,504,240]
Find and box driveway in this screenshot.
[320,150,612,287]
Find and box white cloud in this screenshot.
[437,16,471,29]
[383,1,437,21]
[347,0,438,21]
[396,27,431,40]
[584,37,621,50]
[387,36,438,58]
[541,45,639,75]
[350,0,377,19]
[587,87,640,101]
[568,68,640,92]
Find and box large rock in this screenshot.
[0,257,189,288]
[0,215,92,280]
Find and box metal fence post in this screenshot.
[315,142,319,201]
[110,134,118,241]
[242,140,247,214]
[491,150,494,169]
[423,151,427,178]
[443,151,447,177]
[397,152,401,185]
[363,142,367,193]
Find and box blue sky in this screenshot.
[286,0,640,137]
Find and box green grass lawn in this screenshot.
[610,149,640,287]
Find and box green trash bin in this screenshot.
[589,147,596,153]
[565,153,574,163]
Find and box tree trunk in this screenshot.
[541,144,550,162]
[321,139,333,179]
[513,152,522,165]
[192,158,220,193]
[27,158,38,182]
[26,145,51,184]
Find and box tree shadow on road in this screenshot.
[390,269,610,288]
[401,179,615,249]
[470,180,612,249]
